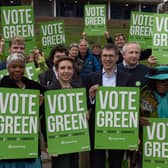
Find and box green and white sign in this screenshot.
[129,11,153,49]
[152,13,168,64]
[95,87,139,150]
[25,62,39,82]
[0,69,8,80]
[39,21,65,57]
[143,118,168,168]
[0,88,39,159]
[0,6,35,56]
[45,88,90,155]
[0,62,38,82]
[84,4,106,36]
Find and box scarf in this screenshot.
[154,91,168,118]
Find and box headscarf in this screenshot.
[6,53,26,68]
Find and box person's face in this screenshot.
[92,46,101,56]
[123,44,140,66]
[155,80,168,95]
[114,35,125,49]
[9,43,25,54]
[57,60,74,83]
[79,41,88,56]
[53,52,66,65]
[69,47,79,59]
[8,60,25,81]
[101,48,118,72]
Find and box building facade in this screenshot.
[0,0,164,19]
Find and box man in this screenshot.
[0,35,25,70]
[76,39,101,85]
[105,32,151,63]
[86,43,133,168]
[117,42,150,87]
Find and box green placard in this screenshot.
[45,88,90,155]
[0,62,38,82]
[95,87,139,150]
[152,13,168,65]
[0,88,39,159]
[84,4,106,36]
[128,11,153,49]
[143,118,168,168]
[25,62,39,82]
[0,6,35,56]
[0,69,8,80]
[39,21,65,57]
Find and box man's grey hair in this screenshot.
[122,42,141,55]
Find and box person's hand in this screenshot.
[104,31,110,39]
[140,117,150,126]
[89,84,99,99]
[39,94,44,106]
[86,111,90,120]
[147,55,157,67]
[81,32,87,39]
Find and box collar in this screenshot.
[123,60,139,69]
[102,67,117,77]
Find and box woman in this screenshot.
[47,56,81,168]
[0,53,45,168]
[140,66,168,119]
[69,43,79,59]
[138,66,168,168]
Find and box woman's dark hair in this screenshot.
[46,45,68,68]
[55,56,75,70]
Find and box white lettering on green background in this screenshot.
[47,92,87,132]
[0,92,38,134]
[2,8,34,38]
[129,13,153,37]
[85,6,105,25]
[144,122,168,158]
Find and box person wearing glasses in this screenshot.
[86,43,133,168]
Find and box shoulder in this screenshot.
[23,77,45,93]
[0,75,11,87]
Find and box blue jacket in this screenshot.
[77,49,101,85]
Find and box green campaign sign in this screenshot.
[0,88,39,159]
[143,118,168,168]
[129,11,153,49]
[45,88,90,155]
[152,14,168,64]
[0,62,38,82]
[0,6,35,56]
[25,62,39,82]
[95,87,139,150]
[84,4,106,36]
[39,21,65,57]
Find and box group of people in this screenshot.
[0,32,167,168]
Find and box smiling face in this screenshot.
[9,43,25,55]
[57,60,74,83]
[69,46,79,58]
[155,80,168,96]
[123,43,140,67]
[7,60,25,81]
[101,48,118,72]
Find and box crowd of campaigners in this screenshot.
[0,31,167,168]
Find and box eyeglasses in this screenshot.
[102,54,115,58]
